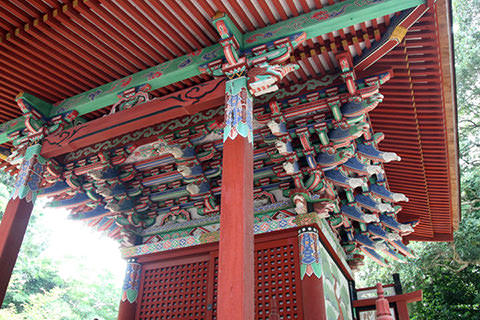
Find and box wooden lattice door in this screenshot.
[136,256,212,320]
[212,237,303,320]
[136,235,303,320]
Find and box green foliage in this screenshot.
[455,0,480,167]
[0,176,121,319]
[356,243,480,319]
[2,209,63,311]
[0,173,14,220]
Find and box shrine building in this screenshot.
[0,0,458,319]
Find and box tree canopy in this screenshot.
[0,174,123,319]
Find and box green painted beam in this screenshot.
[0,0,426,145]
[241,0,425,48]
[0,92,53,147]
[49,45,225,118]
[0,117,26,144]
[45,0,427,119]
[16,92,53,118]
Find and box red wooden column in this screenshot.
[396,300,410,320]
[118,260,142,320]
[0,144,44,306]
[217,75,254,320]
[298,227,327,320]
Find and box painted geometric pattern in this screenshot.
[299,228,322,279]
[121,262,141,303]
[122,215,352,282]
[122,236,201,258]
[122,216,298,258]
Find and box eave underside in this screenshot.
[0,1,458,241]
[371,2,458,241]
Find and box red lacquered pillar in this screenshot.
[118,260,142,320]
[0,144,44,306]
[298,226,327,320]
[217,76,254,320]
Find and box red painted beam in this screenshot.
[67,2,154,68]
[0,45,83,94]
[32,21,118,81]
[217,134,254,320]
[99,0,179,59]
[41,78,226,159]
[13,28,106,86]
[52,11,139,74]
[0,33,96,89]
[118,299,137,320]
[82,0,165,63]
[43,15,131,77]
[148,1,202,52]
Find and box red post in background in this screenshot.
[0,144,43,307]
[0,198,34,306]
[396,300,410,320]
[376,283,394,320]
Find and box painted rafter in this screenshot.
[0,0,427,145]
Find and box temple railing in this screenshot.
[353,275,422,320]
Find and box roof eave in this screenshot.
[436,0,460,232]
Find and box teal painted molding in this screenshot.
[241,0,425,48]
[0,0,426,145]
[49,45,225,117]
[0,117,26,144]
[16,92,53,117]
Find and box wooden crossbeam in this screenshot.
[41,78,226,158]
[0,0,426,145]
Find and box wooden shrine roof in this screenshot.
[0,0,458,242]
